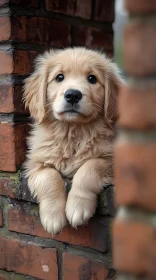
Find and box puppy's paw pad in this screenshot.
[66,195,96,228]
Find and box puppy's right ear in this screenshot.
[23,50,57,124]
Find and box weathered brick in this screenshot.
[1,16,70,47]
[115,142,156,211]
[124,21,156,75]
[93,0,114,22]
[0,123,16,171]
[45,0,92,19]
[0,175,19,199]
[48,21,71,47]
[113,220,156,276]
[11,16,49,44]
[63,252,113,280]
[75,0,92,19]
[0,123,28,172]
[118,86,156,129]
[125,0,156,13]
[0,50,37,75]
[25,17,49,45]
[13,50,37,75]
[0,17,11,41]
[14,85,28,114]
[8,208,109,252]
[11,16,26,42]
[0,275,8,280]
[72,26,113,51]
[14,124,29,167]
[0,84,27,114]
[26,17,71,46]
[0,210,3,227]
[0,84,13,113]
[0,237,58,280]
[0,0,8,6]
[0,51,13,74]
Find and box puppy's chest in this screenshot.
[44,133,112,177]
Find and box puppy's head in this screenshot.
[24,47,123,126]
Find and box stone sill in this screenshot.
[0,170,116,217]
[19,174,116,217]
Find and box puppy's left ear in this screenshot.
[23,50,58,124]
[104,62,124,128]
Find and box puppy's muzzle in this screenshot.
[64,89,82,104]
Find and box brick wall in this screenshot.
[0,1,115,279]
[113,1,156,279]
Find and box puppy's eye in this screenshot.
[56,74,64,82]
[88,75,97,84]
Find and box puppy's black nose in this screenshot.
[64,89,82,104]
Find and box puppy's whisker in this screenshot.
[92,102,103,110]
[45,102,53,107]
[93,107,103,114]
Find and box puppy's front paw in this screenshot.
[65,193,96,228]
[40,199,68,235]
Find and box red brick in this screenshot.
[0,237,58,280]
[0,210,3,227]
[9,16,71,46]
[113,220,156,276]
[11,17,48,45]
[0,84,14,113]
[0,51,13,74]
[0,84,27,114]
[115,142,156,211]
[8,208,109,252]
[10,16,46,44]
[13,50,37,75]
[0,177,17,198]
[124,21,156,75]
[11,16,26,42]
[125,0,156,13]
[48,20,71,47]
[75,0,92,19]
[0,50,37,75]
[0,123,28,172]
[0,17,11,41]
[72,26,113,50]
[14,124,29,167]
[25,17,49,45]
[93,0,114,22]
[45,0,92,19]
[14,85,29,114]
[25,17,71,46]
[0,276,8,280]
[63,252,111,280]
[118,86,156,129]
[0,0,8,6]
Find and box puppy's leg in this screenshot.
[66,158,113,227]
[27,164,67,235]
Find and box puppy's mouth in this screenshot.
[63,109,79,114]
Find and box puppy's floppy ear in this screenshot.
[23,50,57,124]
[104,62,123,128]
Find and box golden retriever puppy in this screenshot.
[23,47,122,235]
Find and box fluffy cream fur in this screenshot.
[23,47,123,235]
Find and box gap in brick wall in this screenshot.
[0,114,29,123]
